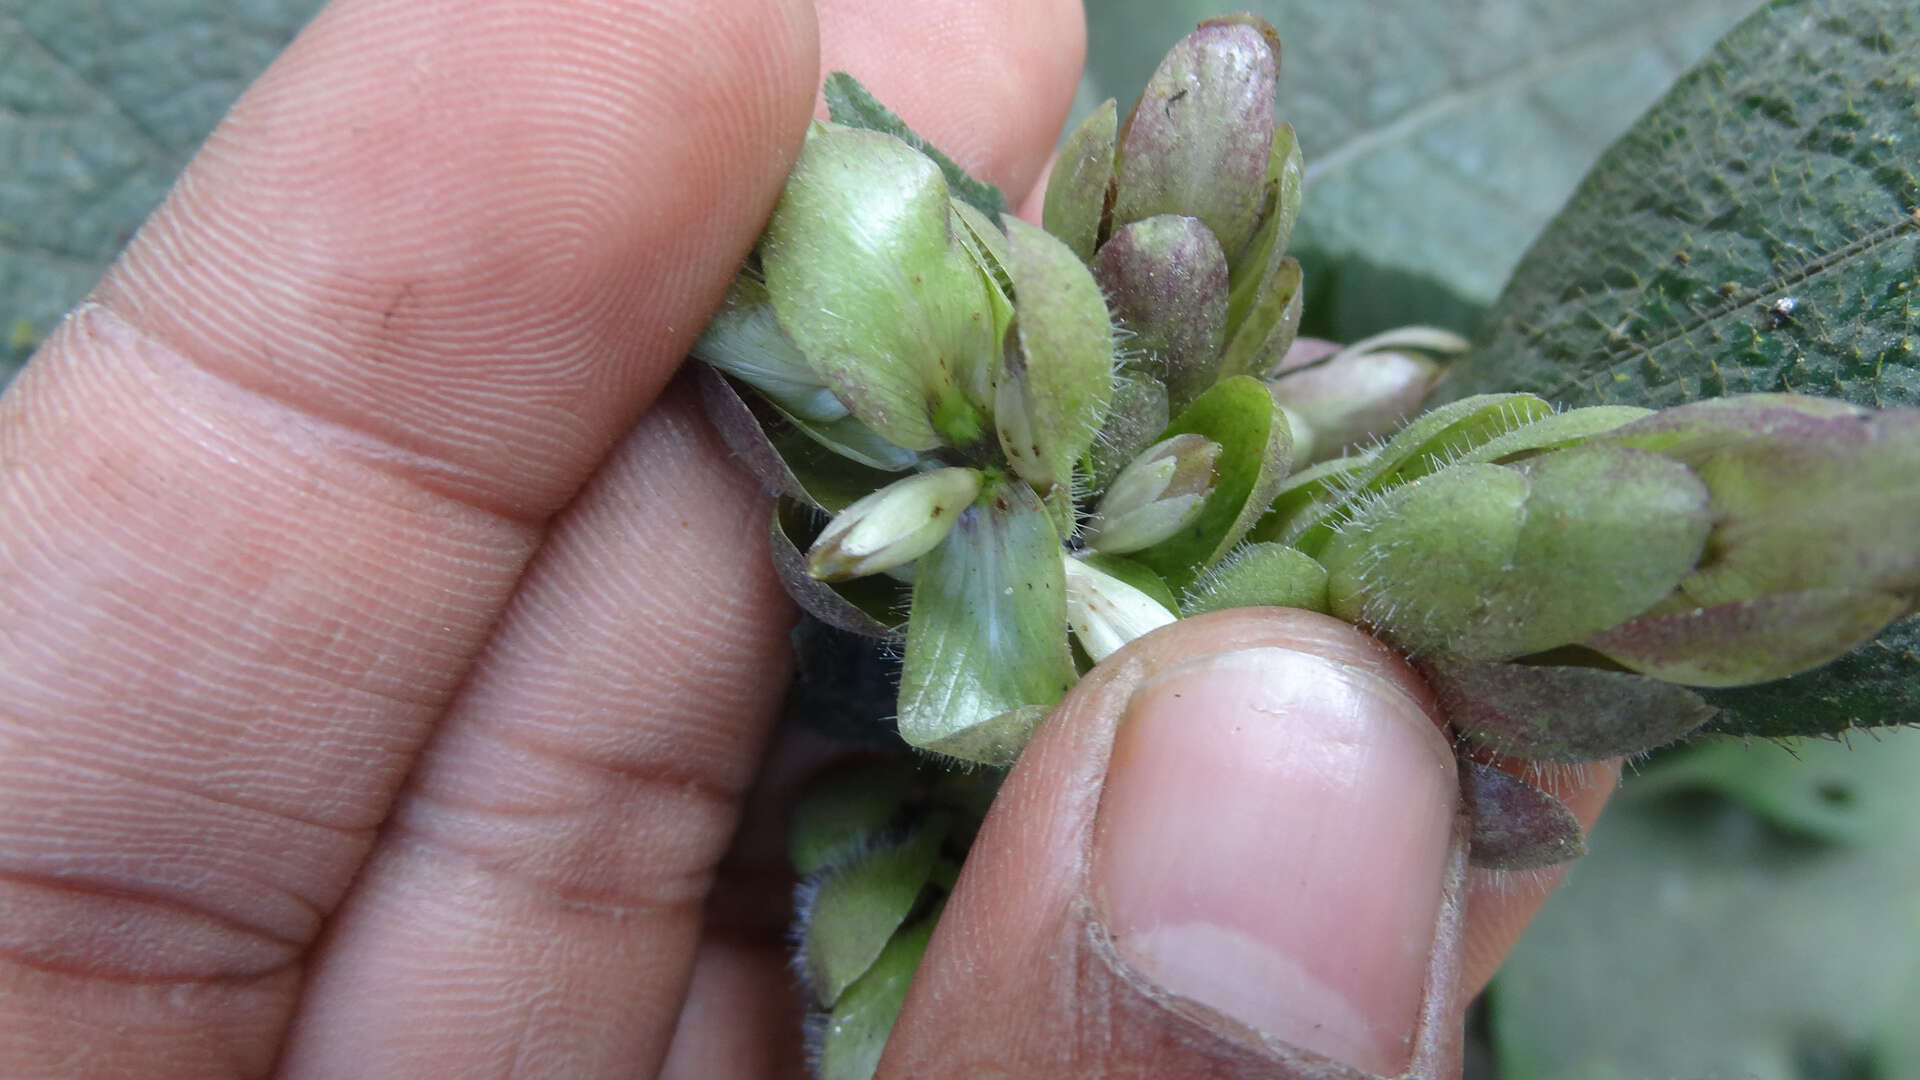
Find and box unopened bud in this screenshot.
[1268,329,1463,463]
[806,468,982,582]
[1083,434,1221,553]
[1063,555,1179,661]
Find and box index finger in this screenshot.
[0,0,815,1072]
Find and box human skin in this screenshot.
[0,1,1611,1076]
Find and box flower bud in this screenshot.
[1083,434,1222,554]
[1094,214,1230,412]
[1111,18,1278,259]
[806,467,982,582]
[1321,463,1530,654]
[1267,349,1442,463]
[1063,554,1179,661]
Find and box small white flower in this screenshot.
[1063,554,1178,661]
[1082,434,1220,554]
[806,468,982,581]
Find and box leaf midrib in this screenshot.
[1536,208,1919,400]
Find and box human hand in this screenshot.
[0,1,1611,1076]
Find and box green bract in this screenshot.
[700,16,1919,806]
[733,15,1920,1080]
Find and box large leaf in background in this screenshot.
[0,1,324,383]
[1077,0,1757,342]
[1437,0,1920,740]
[1442,0,1920,408]
[1487,732,1920,1080]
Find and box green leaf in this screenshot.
[1446,0,1920,412]
[800,820,945,1006]
[1,0,326,385]
[813,912,938,1080]
[897,475,1077,755]
[1489,731,1920,1079]
[788,760,921,876]
[1076,0,1755,342]
[1041,98,1118,263]
[823,72,1008,219]
[1131,376,1294,589]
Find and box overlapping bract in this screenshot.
[697,18,1919,867]
[699,17,1316,762]
[727,17,1920,1080]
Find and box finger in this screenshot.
[882,608,1472,1079]
[270,0,1086,1070]
[0,0,815,1074]
[813,0,1085,201]
[270,384,798,1078]
[657,938,810,1080]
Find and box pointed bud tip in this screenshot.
[1084,434,1223,554]
[805,468,983,582]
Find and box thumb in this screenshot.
[880,607,1470,1079]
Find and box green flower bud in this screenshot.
[1458,444,1712,660]
[1083,433,1221,554]
[806,467,982,582]
[1063,553,1178,661]
[1321,463,1530,655]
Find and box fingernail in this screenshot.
[1091,646,1458,1075]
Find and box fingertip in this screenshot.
[92,0,822,512]
[884,608,1470,1078]
[814,0,1085,199]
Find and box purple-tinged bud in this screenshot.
[1268,348,1442,463]
[1094,214,1230,411]
[1112,18,1278,260]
